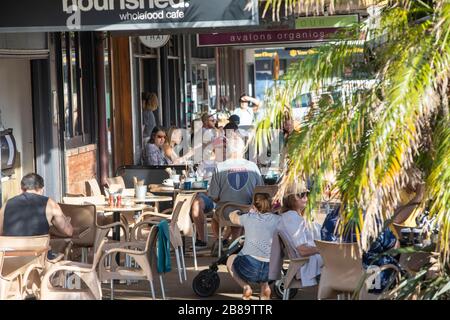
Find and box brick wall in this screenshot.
[65,144,97,195]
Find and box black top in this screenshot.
[2,192,50,236]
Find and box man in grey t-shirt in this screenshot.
[208,137,264,243]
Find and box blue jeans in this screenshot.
[233,254,269,283]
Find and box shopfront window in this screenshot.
[58,32,95,149]
[191,62,216,114]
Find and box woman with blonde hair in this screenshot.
[142,92,159,142]
[226,193,280,300]
[163,127,194,165]
[274,191,323,287]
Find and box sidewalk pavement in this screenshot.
[102,252,317,300]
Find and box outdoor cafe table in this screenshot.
[123,195,173,213]
[1,247,50,285]
[96,204,147,241]
[149,184,208,196]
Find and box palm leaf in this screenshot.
[255,0,450,256]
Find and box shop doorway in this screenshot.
[132,54,161,164]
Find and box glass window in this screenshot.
[58,32,94,148]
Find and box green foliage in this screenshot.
[256,0,450,264]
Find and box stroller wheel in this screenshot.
[272,276,298,300]
[193,269,221,297]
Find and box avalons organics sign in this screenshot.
[0,0,258,32]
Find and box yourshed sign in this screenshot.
[0,0,259,32]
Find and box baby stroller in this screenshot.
[192,236,245,297]
[192,236,297,299]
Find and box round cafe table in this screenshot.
[96,204,148,241]
[149,184,207,195]
[123,195,173,213]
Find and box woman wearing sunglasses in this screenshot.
[272,191,323,287]
[144,126,172,166]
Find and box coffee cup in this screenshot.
[135,185,147,200]
[163,179,174,187]
[192,181,204,189]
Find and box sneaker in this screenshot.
[210,239,228,255]
[194,240,208,250]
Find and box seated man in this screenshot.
[0,173,73,238]
[208,136,264,248]
[190,192,215,249]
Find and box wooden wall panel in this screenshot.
[111,37,133,171]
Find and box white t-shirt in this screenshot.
[233,107,254,126]
[238,212,281,260]
[277,210,323,286]
[277,210,321,248]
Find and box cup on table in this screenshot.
[202,180,209,189]
[183,181,192,190]
[163,179,174,187]
[192,181,204,189]
[135,185,147,200]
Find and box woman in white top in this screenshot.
[277,192,323,286]
[226,193,280,300]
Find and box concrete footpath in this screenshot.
[103,251,317,300]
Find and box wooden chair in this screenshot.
[98,224,164,300]
[314,240,364,300]
[39,238,107,300]
[0,235,49,299]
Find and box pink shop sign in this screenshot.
[197,28,340,47]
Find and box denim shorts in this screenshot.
[233,254,269,284]
[199,193,215,213]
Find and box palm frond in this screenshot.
[255,0,450,256]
